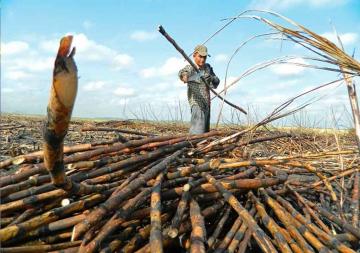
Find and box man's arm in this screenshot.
[178,65,192,83]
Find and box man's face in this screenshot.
[193,52,206,67]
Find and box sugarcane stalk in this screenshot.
[1,179,122,213]
[80,188,152,253]
[0,142,99,169]
[0,134,191,188]
[1,174,50,198]
[202,172,278,253]
[72,148,185,241]
[3,182,58,203]
[83,220,140,253]
[98,226,134,253]
[160,176,190,189]
[287,186,360,239]
[43,35,78,189]
[267,188,356,253]
[189,198,207,253]
[260,188,333,253]
[133,200,225,253]
[150,171,164,253]
[249,191,293,253]
[48,246,79,253]
[81,126,154,136]
[0,188,66,213]
[351,171,359,227]
[0,241,81,253]
[166,159,220,180]
[163,174,287,198]
[236,228,252,253]
[227,216,249,253]
[120,213,172,253]
[207,205,231,248]
[213,216,242,253]
[277,227,304,253]
[39,231,72,244]
[310,168,359,188]
[338,61,360,151]
[1,132,219,189]
[277,188,332,235]
[0,190,109,243]
[222,167,257,180]
[335,233,359,243]
[8,208,37,226]
[167,178,192,238]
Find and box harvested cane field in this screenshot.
[0,113,359,253]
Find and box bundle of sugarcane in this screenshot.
[0,35,359,253]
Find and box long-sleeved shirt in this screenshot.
[178,63,220,112]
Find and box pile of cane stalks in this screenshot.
[1,37,359,253]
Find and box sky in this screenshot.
[1,0,360,128]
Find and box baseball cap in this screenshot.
[194,44,210,57]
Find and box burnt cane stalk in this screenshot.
[202,172,278,253]
[43,35,78,189]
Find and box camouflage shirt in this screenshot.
[178,63,220,111]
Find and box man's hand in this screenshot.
[181,73,188,83]
[203,73,213,84]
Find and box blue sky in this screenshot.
[1,0,360,127]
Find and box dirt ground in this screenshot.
[1,113,356,162]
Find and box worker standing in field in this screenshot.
[178,45,220,134]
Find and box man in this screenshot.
[179,45,220,134]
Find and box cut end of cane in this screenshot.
[183,184,191,192]
[71,226,77,242]
[71,223,84,241]
[57,35,73,57]
[168,228,179,238]
[209,159,221,169]
[12,156,26,165]
[61,198,71,207]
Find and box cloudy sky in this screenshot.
[1,0,360,128]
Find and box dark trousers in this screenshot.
[189,105,210,134]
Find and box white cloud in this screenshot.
[40,33,134,69]
[159,57,186,76]
[139,67,157,78]
[39,40,58,53]
[214,54,229,63]
[113,54,134,70]
[113,85,136,97]
[140,57,186,78]
[253,93,289,103]
[5,70,33,80]
[321,32,358,46]
[130,30,158,42]
[7,56,53,72]
[83,81,106,91]
[271,58,307,76]
[249,0,348,10]
[2,88,14,93]
[1,41,29,55]
[219,76,240,92]
[82,20,93,30]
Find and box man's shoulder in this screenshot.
[205,63,214,69]
[180,64,193,71]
